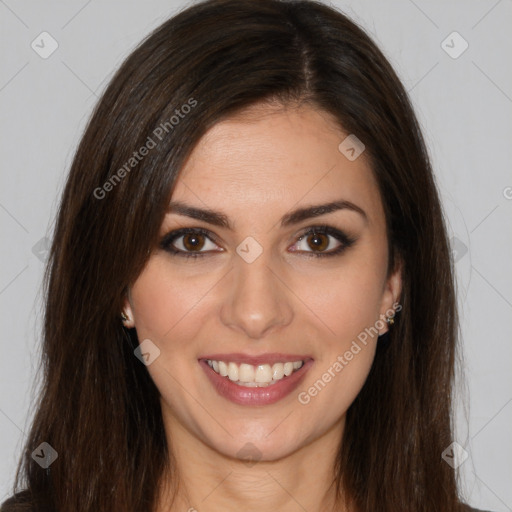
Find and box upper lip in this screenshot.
[199,353,313,366]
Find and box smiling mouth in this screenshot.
[199,357,314,406]
[204,358,305,387]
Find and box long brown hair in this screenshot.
[3,0,467,510]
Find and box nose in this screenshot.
[219,251,294,339]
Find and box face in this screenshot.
[123,103,401,463]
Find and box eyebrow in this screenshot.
[166,199,368,229]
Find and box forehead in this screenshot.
[172,104,383,225]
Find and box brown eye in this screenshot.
[290,226,357,258]
[160,225,356,260]
[160,228,221,258]
[182,233,206,252]
[306,232,329,252]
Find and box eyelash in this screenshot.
[159,225,357,259]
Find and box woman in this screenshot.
[1,0,493,511]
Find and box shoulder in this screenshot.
[0,491,36,512]
[462,504,494,512]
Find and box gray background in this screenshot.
[1,0,511,509]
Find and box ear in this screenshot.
[378,258,403,335]
[121,290,135,329]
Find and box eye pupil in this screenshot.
[183,234,204,251]
[307,233,328,251]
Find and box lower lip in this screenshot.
[199,359,314,406]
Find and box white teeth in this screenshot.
[218,360,228,377]
[205,359,305,386]
[255,364,272,383]
[227,362,239,381]
[272,364,284,380]
[239,363,255,382]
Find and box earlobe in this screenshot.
[121,295,135,328]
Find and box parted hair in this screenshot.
[2,1,468,511]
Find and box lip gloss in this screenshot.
[198,358,314,406]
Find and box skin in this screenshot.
[122,102,402,512]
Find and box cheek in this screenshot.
[295,255,386,343]
[130,256,209,342]
[282,253,385,418]
[296,341,376,432]
[295,268,381,421]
